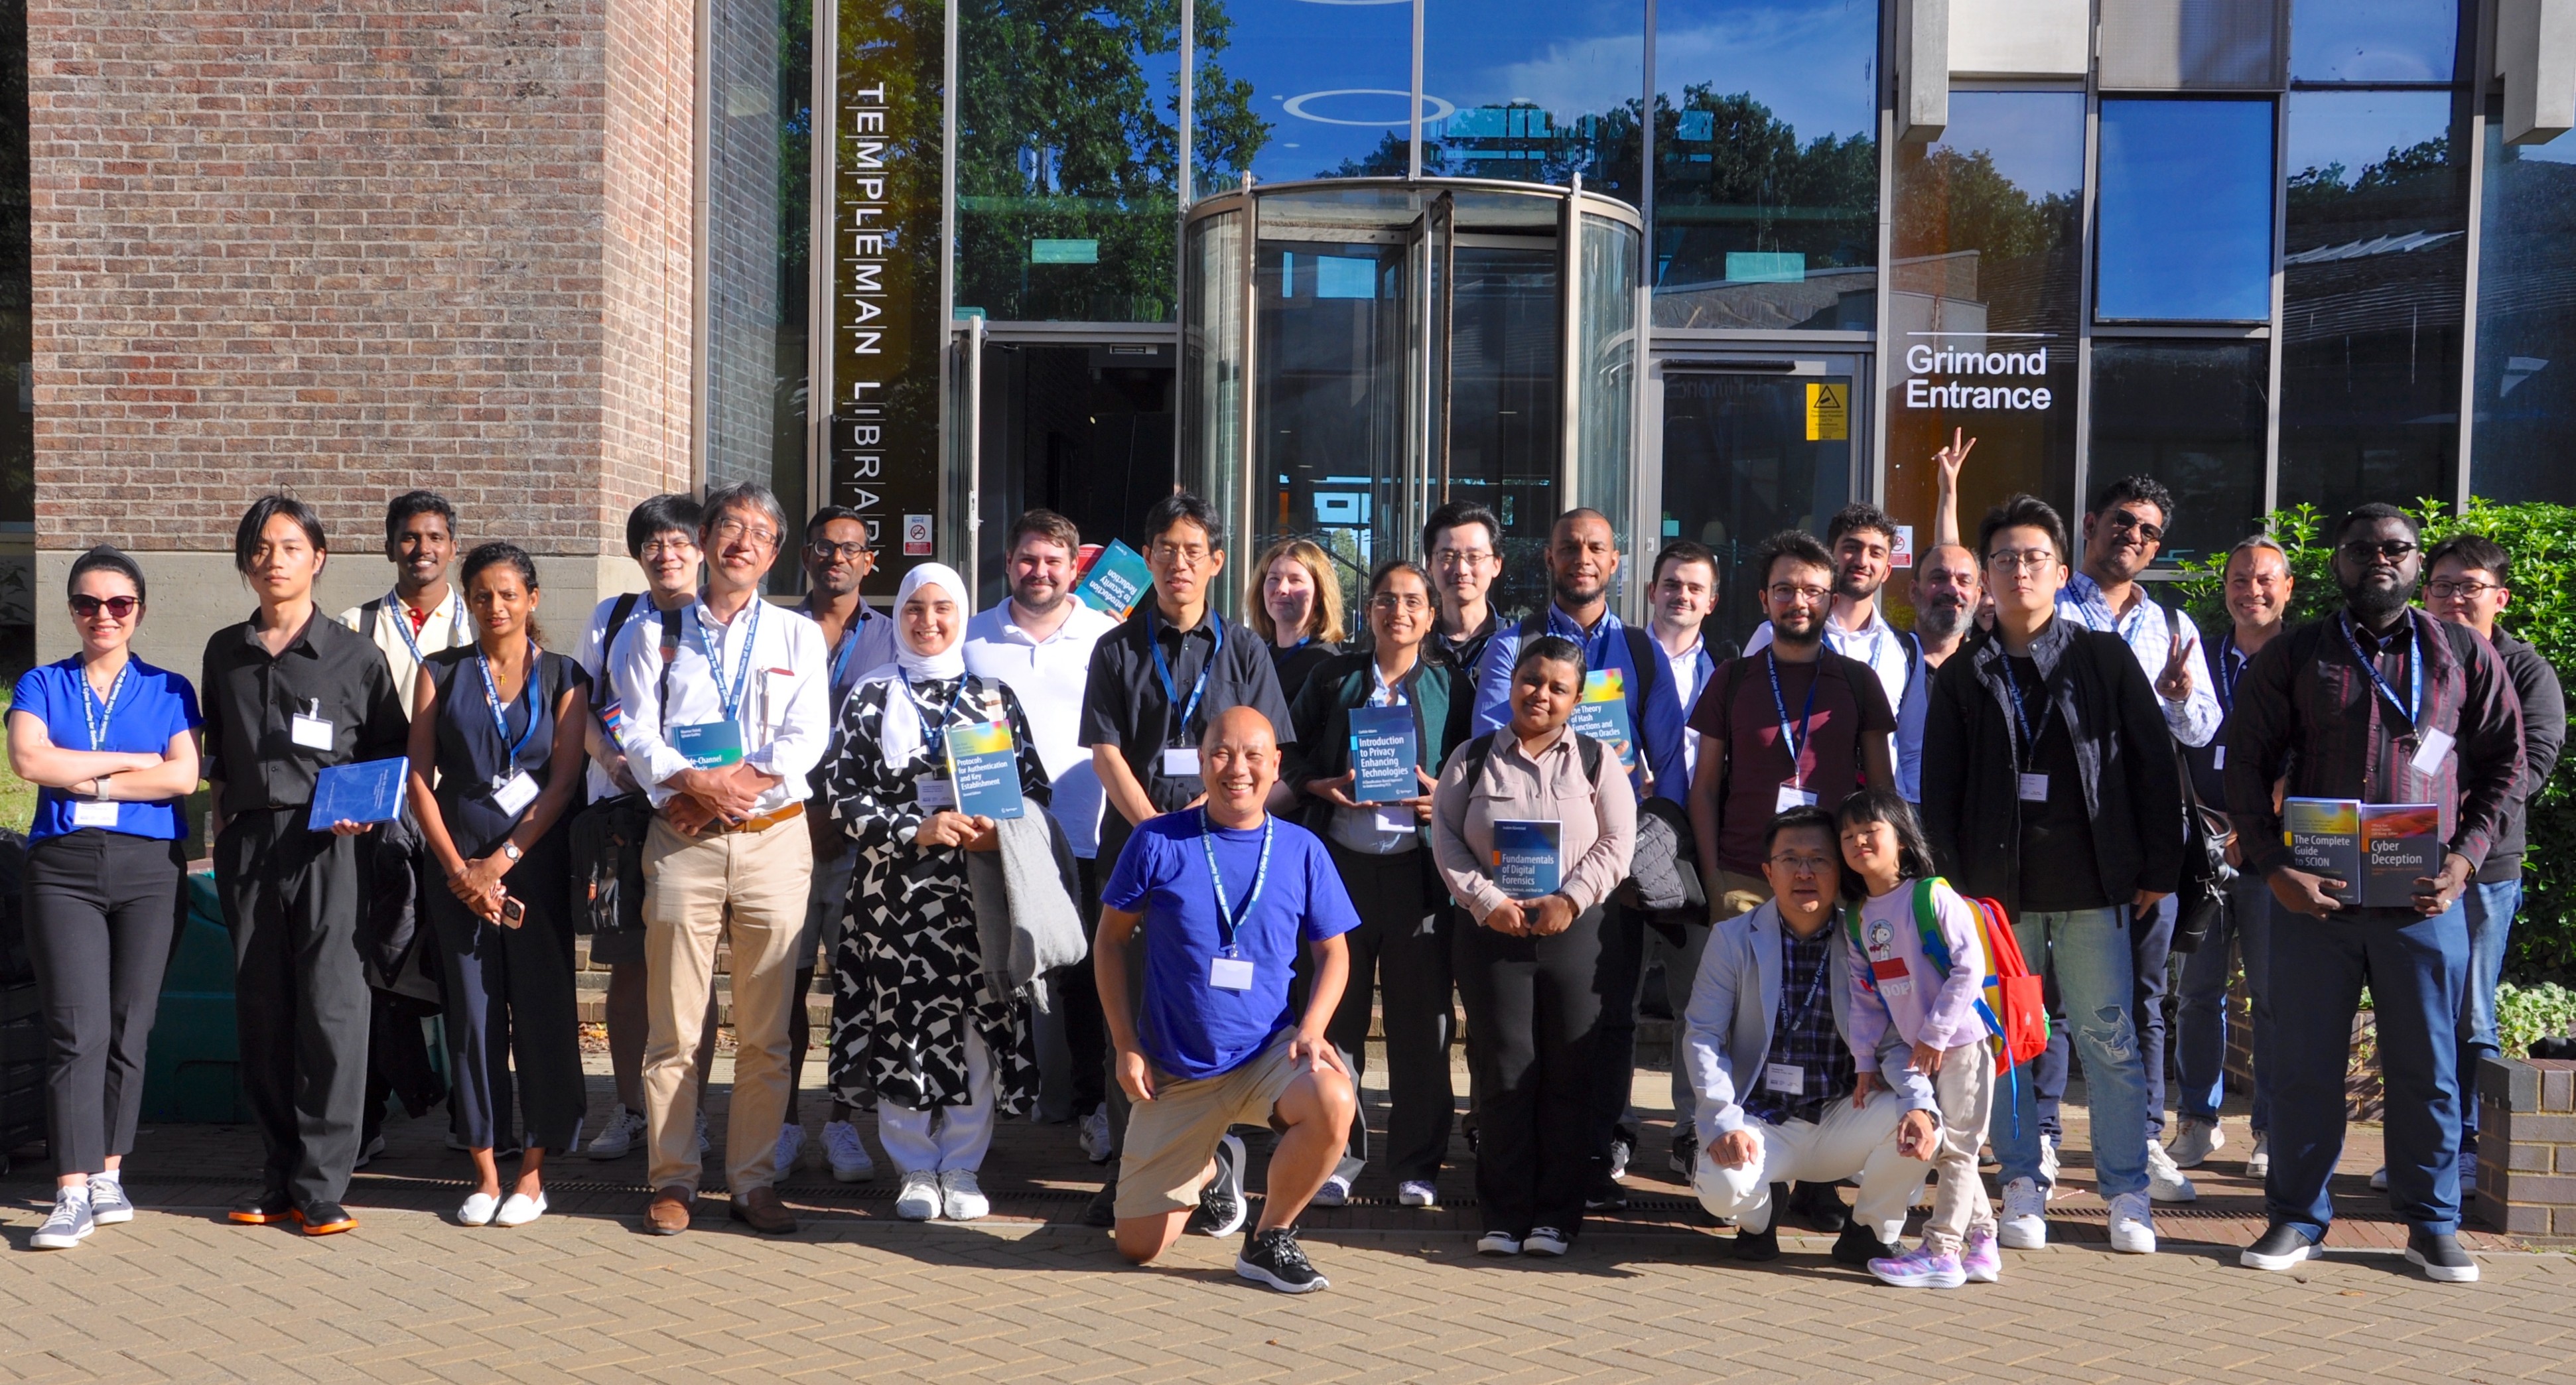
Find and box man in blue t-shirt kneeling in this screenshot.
[1097,705,1361,1293]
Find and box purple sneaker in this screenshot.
[1869,1240,1967,1289]
[1961,1226,2001,1284]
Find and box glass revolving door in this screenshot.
[1180,178,1641,620]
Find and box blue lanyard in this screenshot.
[2341,613,2422,729]
[2002,657,2052,769]
[474,644,541,771]
[1546,604,1617,671]
[78,661,130,752]
[1779,926,1832,1034]
[385,592,462,669]
[831,613,868,693]
[1149,608,1223,746]
[693,596,761,724]
[898,671,971,758]
[1765,651,1820,787]
[1199,809,1273,955]
[2216,634,2244,715]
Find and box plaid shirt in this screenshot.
[1741,926,1856,1126]
[2226,608,2524,899]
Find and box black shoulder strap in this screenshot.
[1578,732,1605,783]
[1902,628,1923,693]
[358,597,383,640]
[608,591,642,644]
[1621,624,1662,704]
[1460,730,1498,789]
[655,606,685,732]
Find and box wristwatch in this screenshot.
[501,841,523,863]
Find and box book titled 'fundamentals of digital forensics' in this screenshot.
[2283,797,2439,910]
[1491,819,1562,898]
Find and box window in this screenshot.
[2088,342,2270,568]
[2094,99,2275,322]
[702,0,815,530]
[2470,122,2576,504]
[1199,0,1415,185]
[1424,0,1643,200]
[2289,0,2456,84]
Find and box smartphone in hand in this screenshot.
[499,894,527,929]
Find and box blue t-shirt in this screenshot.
[13,656,202,842]
[1102,810,1361,1081]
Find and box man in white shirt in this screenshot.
[339,490,470,702]
[962,510,1121,1167]
[575,495,718,1165]
[1743,503,1926,799]
[606,482,830,1238]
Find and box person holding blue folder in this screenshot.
[403,543,593,1229]
[200,496,409,1236]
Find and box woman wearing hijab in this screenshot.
[824,564,1053,1222]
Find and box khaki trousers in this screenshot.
[1925,1040,1998,1255]
[640,814,812,1195]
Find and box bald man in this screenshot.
[1093,706,1360,1293]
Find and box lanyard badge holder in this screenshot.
[675,600,759,768]
[2003,660,2053,803]
[72,662,130,827]
[1765,934,1833,1096]
[2342,614,2451,775]
[477,643,544,818]
[1201,808,1270,991]
[1152,610,1221,778]
[1766,650,1821,813]
[902,671,972,809]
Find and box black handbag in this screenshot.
[2165,608,2228,955]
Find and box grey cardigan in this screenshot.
[1680,898,1935,1138]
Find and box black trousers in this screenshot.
[215,809,372,1208]
[1454,904,1607,1238]
[424,863,585,1153]
[1060,857,1108,1113]
[1586,899,1648,1161]
[25,830,186,1177]
[1323,842,1454,1184]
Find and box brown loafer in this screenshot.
[728,1185,798,1235]
[645,1185,694,1236]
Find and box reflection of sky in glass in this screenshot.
[2096,100,2274,321]
[2290,0,2456,82]
[1931,90,2086,198]
[1654,0,1874,141]
[1210,0,1416,183]
[1426,0,1643,129]
[2286,90,2453,186]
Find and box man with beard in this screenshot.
[1747,505,1925,799]
[2230,505,2522,1284]
[1911,543,1981,672]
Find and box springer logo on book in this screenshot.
[2284,797,2439,909]
[945,720,1028,820]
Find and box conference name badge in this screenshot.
[1209,955,1255,992]
[1164,746,1201,777]
[1775,784,1818,813]
[915,775,957,809]
[291,712,334,751]
[1763,1062,1805,1095]
[490,771,539,819]
[2018,772,2049,803]
[2410,727,2455,775]
[72,798,118,828]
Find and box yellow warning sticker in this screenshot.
[1806,382,1848,442]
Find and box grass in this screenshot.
[0,681,34,835]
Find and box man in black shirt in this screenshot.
[201,495,409,1236]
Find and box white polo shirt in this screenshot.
[339,585,471,713]
[963,597,1119,858]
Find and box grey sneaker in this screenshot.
[87,1175,134,1226]
[2168,1116,2223,1169]
[32,1189,94,1249]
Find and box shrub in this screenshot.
[2179,499,2576,984]
[2496,981,2576,1060]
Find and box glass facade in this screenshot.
[2094,99,2275,323]
[2471,121,2576,505]
[2088,341,2270,569]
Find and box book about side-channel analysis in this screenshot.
[2283,797,2439,910]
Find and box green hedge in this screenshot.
[2176,500,2576,984]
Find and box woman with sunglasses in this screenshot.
[403,543,592,1228]
[12,546,204,1249]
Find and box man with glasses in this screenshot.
[1921,494,2180,1258]
[1747,505,1927,800]
[2231,505,2522,1284]
[1422,502,1503,676]
[604,482,831,1237]
[1081,491,1295,1226]
[780,505,896,1182]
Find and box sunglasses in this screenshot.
[70,594,140,620]
[2339,539,2419,562]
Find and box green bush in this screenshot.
[2496,982,2576,1059]
[2177,500,2576,984]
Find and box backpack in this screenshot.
[1513,612,1665,771]
[571,599,684,937]
[1845,876,2049,1072]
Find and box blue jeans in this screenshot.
[2175,870,2273,1132]
[1994,907,2151,1200]
[2266,899,2468,1240]
[2459,876,2523,1142]
[2027,895,2175,1141]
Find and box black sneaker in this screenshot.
[1668,1127,1699,1181]
[2240,1222,2316,1272]
[1187,1133,1248,1238]
[2405,1227,2480,1284]
[293,1201,358,1236]
[1082,1173,1120,1229]
[1584,1169,1629,1213]
[1829,1220,1897,1266]
[1236,1225,1329,1293]
[1791,1180,1849,1234]
[1731,1224,1780,1262]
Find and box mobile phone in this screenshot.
[499,895,527,929]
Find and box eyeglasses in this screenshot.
[1767,852,1834,876]
[642,537,698,558]
[1149,540,1211,567]
[70,594,139,620]
[1370,593,1431,612]
[2339,539,2419,562]
[2104,509,2165,544]
[807,540,870,563]
[1768,583,1830,604]
[710,519,780,551]
[2427,578,2502,600]
[1431,547,1495,569]
[1988,549,2057,573]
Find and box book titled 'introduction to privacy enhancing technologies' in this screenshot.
[308,758,409,830]
[1491,819,1562,898]
[945,719,1027,820]
[2283,797,2440,910]
[1347,704,1416,805]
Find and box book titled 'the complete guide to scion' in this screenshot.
[2283,797,2440,909]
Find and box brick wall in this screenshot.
[2477,1056,2576,1238]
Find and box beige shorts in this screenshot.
[1113,1031,1310,1221]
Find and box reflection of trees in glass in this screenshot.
[1655,88,1871,275]
[1891,143,2078,333]
[957,0,1264,320]
[780,0,812,300]
[2287,136,2454,216]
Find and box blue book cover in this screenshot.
[669,720,744,769]
[308,758,407,830]
[1567,668,1636,769]
[945,720,1027,820]
[1491,819,1562,897]
[1347,704,1417,804]
[1074,539,1152,619]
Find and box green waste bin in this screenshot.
[140,872,247,1123]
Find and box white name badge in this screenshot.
[1371,805,1415,834]
[71,799,118,828]
[2213,745,2227,770]
[2411,727,2455,775]
[291,714,335,751]
[915,775,957,809]
[1209,955,1256,991]
[490,771,539,819]
[1775,784,1819,813]
[2018,772,2049,803]
[1763,1062,1806,1095]
[1163,747,1201,777]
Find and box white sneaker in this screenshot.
[2244,1132,2270,1179]
[494,1191,547,1227]
[1310,1174,1351,1208]
[894,1169,941,1220]
[823,1120,876,1182]
[2369,1165,2390,1191]
[2107,1191,2157,1254]
[1997,1177,2047,1250]
[940,1169,990,1221]
[2168,1117,2224,1169]
[353,1134,387,1170]
[1396,1180,1438,1208]
[1476,1230,1522,1256]
[2146,1141,2198,1203]
[456,1191,500,1226]
[696,1109,710,1156]
[2037,1134,2061,1193]
[774,1122,806,1175]
[1078,1102,1113,1163]
[586,1104,645,1160]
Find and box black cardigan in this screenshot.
[1281,651,1471,848]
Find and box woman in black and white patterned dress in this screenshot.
[825,562,1050,1222]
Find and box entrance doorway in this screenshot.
[1648,354,1867,651]
[973,334,1178,607]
